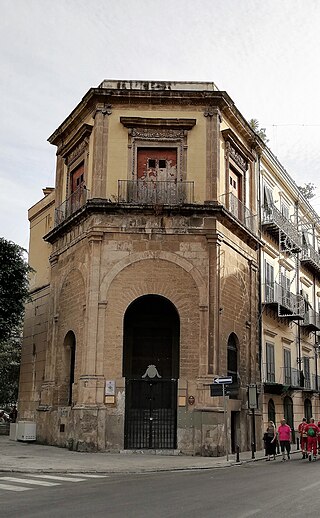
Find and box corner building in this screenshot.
[19,81,262,455]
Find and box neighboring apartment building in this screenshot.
[19,80,263,455]
[261,149,320,434]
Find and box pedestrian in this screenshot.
[304,418,319,462]
[298,417,308,459]
[277,418,292,461]
[264,420,277,461]
[317,420,320,454]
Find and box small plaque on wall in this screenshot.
[105,395,115,404]
[105,380,115,396]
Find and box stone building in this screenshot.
[260,148,320,433]
[19,80,263,455]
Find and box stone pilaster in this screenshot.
[204,107,221,202]
[91,104,112,198]
[207,233,222,375]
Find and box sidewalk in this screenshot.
[0,436,297,474]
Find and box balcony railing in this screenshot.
[262,281,305,319]
[312,374,320,391]
[220,192,258,235]
[118,180,194,205]
[281,367,302,387]
[300,244,320,274]
[55,185,89,226]
[262,205,301,251]
[301,309,320,331]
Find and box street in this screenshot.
[1,456,320,517]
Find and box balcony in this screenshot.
[118,180,194,206]
[261,205,301,252]
[281,367,304,388]
[300,244,320,276]
[220,192,258,235]
[312,374,320,392]
[262,281,305,319]
[55,185,89,226]
[301,309,320,331]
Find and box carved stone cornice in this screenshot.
[222,128,255,169]
[120,117,196,131]
[130,127,185,140]
[58,123,93,161]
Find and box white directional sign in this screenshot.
[213,376,233,384]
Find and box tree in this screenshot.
[298,182,317,200]
[0,331,21,407]
[0,238,31,343]
[249,118,269,143]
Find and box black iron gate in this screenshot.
[124,378,177,449]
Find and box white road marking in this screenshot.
[300,481,320,491]
[28,474,86,482]
[1,477,59,487]
[0,483,32,492]
[238,510,261,518]
[71,473,109,478]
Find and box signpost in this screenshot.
[211,376,233,461]
[248,384,258,458]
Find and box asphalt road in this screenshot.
[1,456,320,517]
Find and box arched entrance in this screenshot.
[63,331,76,406]
[123,295,180,449]
[283,396,294,435]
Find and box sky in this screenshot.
[1,0,320,249]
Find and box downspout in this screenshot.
[257,153,263,379]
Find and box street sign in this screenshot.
[213,376,233,384]
[210,383,239,397]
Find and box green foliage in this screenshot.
[0,331,21,407]
[0,238,31,343]
[298,182,316,200]
[248,118,269,143]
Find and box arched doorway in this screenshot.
[268,398,276,424]
[283,396,294,436]
[304,398,312,422]
[123,295,180,449]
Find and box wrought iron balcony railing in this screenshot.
[55,185,89,226]
[262,205,301,251]
[281,367,302,387]
[220,192,258,235]
[262,363,276,384]
[312,374,320,391]
[301,309,320,331]
[118,180,194,205]
[300,244,320,274]
[262,282,305,319]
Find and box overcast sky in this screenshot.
[1,0,320,248]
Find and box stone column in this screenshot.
[91,104,112,198]
[204,107,221,202]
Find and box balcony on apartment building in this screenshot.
[261,204,301,252]
[263,364,320,393]
[55,185,90,226]
[220,192,258,235]
[301,308,320,332]
[300,243,320,276]
[118,180,194,206]
[262,281,305,320]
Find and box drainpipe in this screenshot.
[257,154,262,378]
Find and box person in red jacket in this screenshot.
[305,418,319,461]
[318,420,320,454]
[298,417,308,459]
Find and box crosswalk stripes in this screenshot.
[0,473,109,493]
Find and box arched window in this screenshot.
[283,395,294,431]
[227,333,238,384]
[304,398,312,423]
[268,398,276,424]
[63,331,76,406]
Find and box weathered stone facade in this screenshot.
[19,81,263,455]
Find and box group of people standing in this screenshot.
[264,417,320,462]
